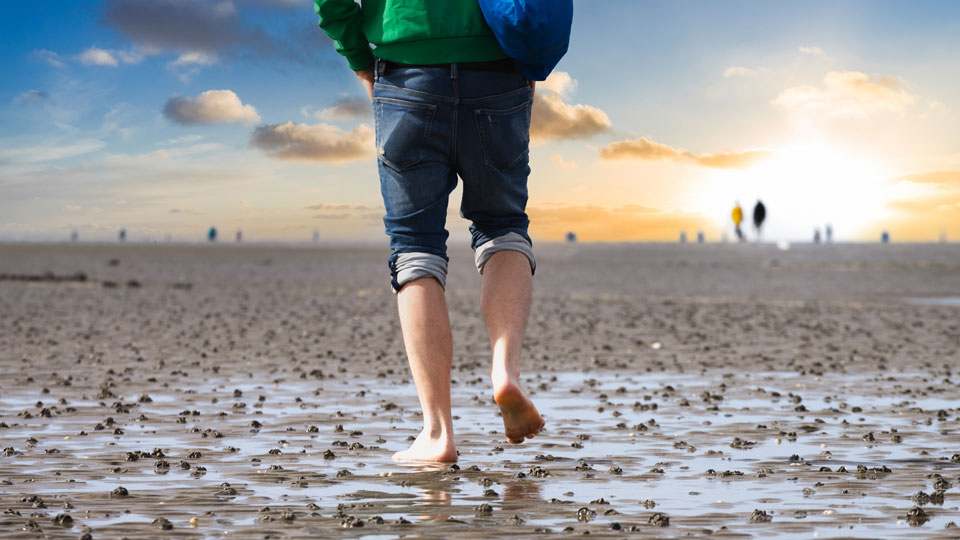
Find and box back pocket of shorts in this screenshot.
[374,97,437,172]
[475,100,531,172]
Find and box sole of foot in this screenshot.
[494,380,544,444]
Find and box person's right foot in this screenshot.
[392,429,458,463]
[492,374,544,444]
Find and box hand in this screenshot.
[355,66,375,101]
[529,80,536,100]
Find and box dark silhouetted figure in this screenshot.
[752,200,766,241]
[881,231,890,244]
[813,228,821,244]
[118,228,126,242]
[312,229,320,243]
[565,231,577,243]
[236,230,243,243]
[679,231,687,244]
[208,226,217,243]
[70,230,78,243]
[697,231,704,244]
[825,224,833,243]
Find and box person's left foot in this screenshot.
[392,429,458,463]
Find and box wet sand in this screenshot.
[1,242,959,539]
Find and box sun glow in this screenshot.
[698,143,892,241]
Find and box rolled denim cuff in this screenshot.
[474,232,536,275]
[392,252,448,292]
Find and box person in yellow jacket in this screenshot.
[732,202,744,242]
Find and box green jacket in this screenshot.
[314,0,507,71]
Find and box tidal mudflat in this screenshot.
[1,242,958,539]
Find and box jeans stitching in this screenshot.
[373,82,455,102]
[461,85,532,104]
[373,97,438,111]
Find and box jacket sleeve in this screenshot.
[314,0,375,71]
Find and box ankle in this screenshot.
[490,368,518,387]
[421,425,453,440]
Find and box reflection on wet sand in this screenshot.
[416,487,451,521]
[502,479,543,505]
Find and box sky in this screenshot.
[2,0,959,243]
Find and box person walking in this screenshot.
[731,202,744,242]
[752,200,767,242]
[315,0,545,462]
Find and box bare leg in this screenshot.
[482,250,544,443]
[392,277,458,462]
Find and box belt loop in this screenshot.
[450,62,458,80]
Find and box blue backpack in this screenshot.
[478,0,574,81]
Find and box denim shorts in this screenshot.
[373,59,536,291]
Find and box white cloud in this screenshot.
[539,71,577,96]
[158,134,205,146]
[314,96,370,120]
[163,90,261,125]
[250,122,374,163]
[33,49,65,68]
[148,142,223,160]
[167,51,218,82]
[77,46,154,67]
[723,66,757,78]
[551,154,578,169]
[532,93,611,140]
[772,71,916,118]
[531,72,610,141]
[599,137,773,169]
[937,202,960,211]
[170,51,218,67]
[799,46,824,55]
[0,139,105,164]
[79,47,119,67]
[116,48,150,64]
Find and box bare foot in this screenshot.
[492,374,544,444]
[392,430,458,463]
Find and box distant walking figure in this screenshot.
[752,200,767,241]
[731,202,744,242]
[207,227,217,243]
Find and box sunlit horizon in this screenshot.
[1,1,958,244]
